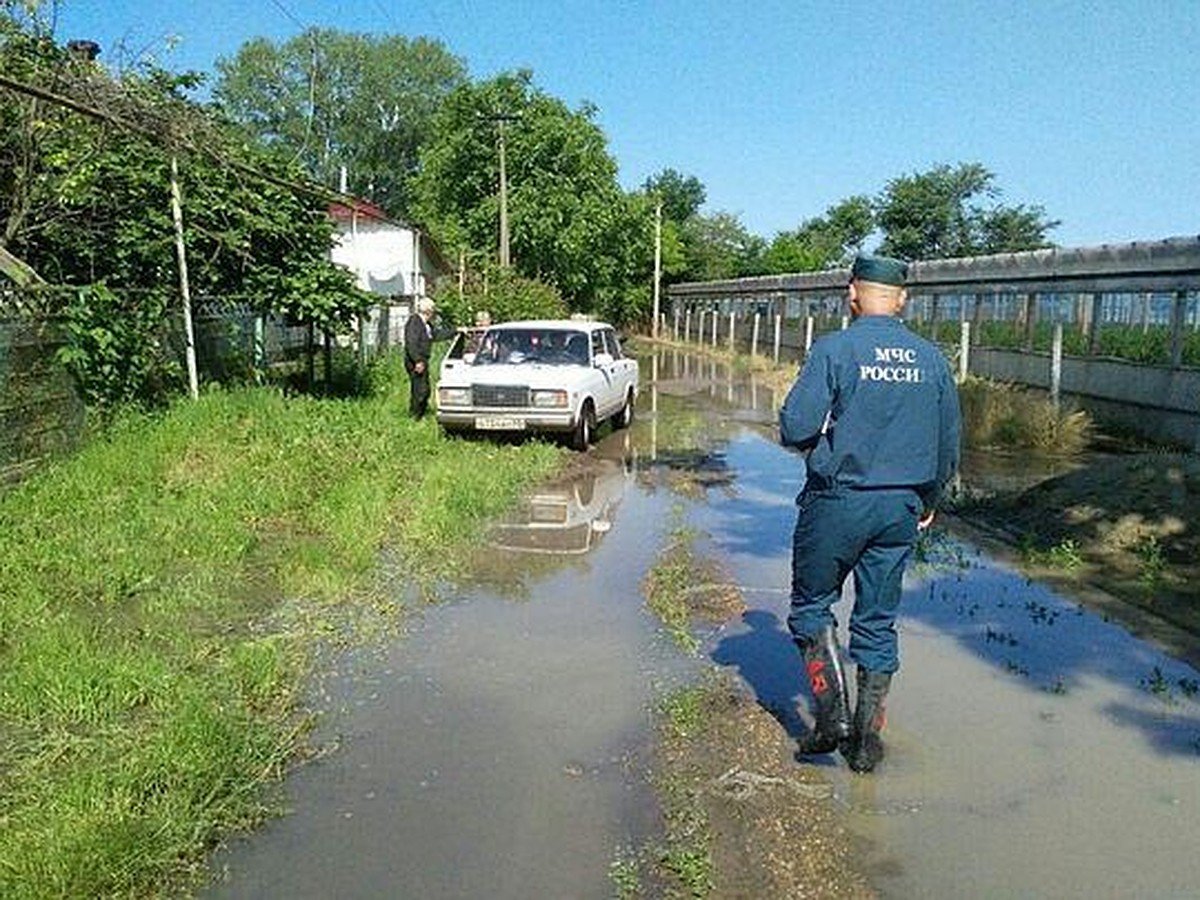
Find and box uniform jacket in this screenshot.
[779,315,961,509]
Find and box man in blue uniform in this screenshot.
[779,254,961,773]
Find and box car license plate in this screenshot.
[476,415,525,430]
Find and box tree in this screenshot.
[411,70,652,322]
[679,211,762,281]
[977,203,1060,255]
[0,14,373,404]
[763,196,874,273]
[875,162,1058,260]
[213,28,467,219]
[641,168,706,223]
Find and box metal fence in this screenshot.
[0,287,414,483]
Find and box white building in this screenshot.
[329,198,451,349]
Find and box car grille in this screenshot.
[473,384,530,407]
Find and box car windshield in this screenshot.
[471,328,591,366]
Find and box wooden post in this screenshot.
[169,155,199,399]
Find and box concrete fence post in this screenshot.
[773,314,782,363]
[1050,322,1063,409]
[959,320,971,383]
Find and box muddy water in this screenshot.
[209,347,1199,898]
[661,351,1200,899]
[208,439,694,897]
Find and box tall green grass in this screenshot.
[0,353,561,898]
[957,375,1092,455]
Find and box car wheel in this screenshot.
[612,389,634,430]
[571,401,594,451]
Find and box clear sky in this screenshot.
[48,0,1200,249]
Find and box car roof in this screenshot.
[487,319,611,332]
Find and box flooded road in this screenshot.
[209,347,1199,898]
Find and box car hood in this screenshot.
[438,362,587,388]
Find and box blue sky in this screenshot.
[49,0,1200,249]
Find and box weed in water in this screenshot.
[609,848,642,899]
[1136,535,1167,591]
[659,685,707,740]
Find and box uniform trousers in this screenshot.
[788,484,922,674]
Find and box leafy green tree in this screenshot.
[876,162,1057,259]
[679,211,762,281]
[1,15,374,404]
[214,28,467,218]
[977,204,1060,255]
[430,264,568,327]
[763,196,874,273]
[642,168,706,223]
[411,70,652,322]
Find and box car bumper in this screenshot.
[436,409,578,433]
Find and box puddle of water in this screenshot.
[208,440,696,898]
[208,346,1199,899]
[692,426,1200,900]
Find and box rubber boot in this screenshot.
[795,625,851,755]
[845,669,892,774]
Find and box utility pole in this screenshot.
[169,155,199,400]
[479,111,521,267]
[653,200,662,339]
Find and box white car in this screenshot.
[436,319,639,450]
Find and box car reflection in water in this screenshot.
[488,457,633,555]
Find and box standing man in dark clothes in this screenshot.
[404,297,441,418]
[779,254,961,773]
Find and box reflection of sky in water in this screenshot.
[910,532,1199,756]
[702,430,1200,897]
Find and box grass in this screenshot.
[1019,535,1085,571]
[0,352,562,898]
[957,375,1092,455]
[641,509,745,654]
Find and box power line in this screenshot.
[266,0,307,31]
[0,70,351,208]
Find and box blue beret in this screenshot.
[851,254,908,286]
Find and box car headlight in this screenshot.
[437,387,472,407]
[530,389,569,408]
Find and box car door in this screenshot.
[592,328,628,416]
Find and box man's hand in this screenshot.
[918,509,936,530]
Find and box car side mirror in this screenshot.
[593,352,613,366]
[463,352,476,364]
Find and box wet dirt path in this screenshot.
[209,347,1200,898]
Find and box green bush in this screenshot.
[958,376,1091,454]
[430,264,569,326]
